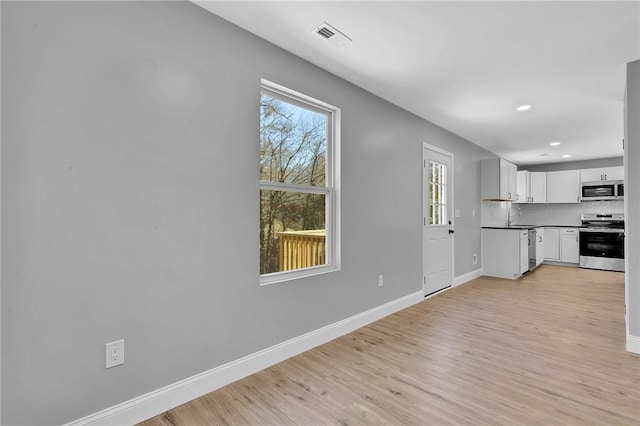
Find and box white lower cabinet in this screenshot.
[483,228,530,279]
[520,232,529,274]
[561,229,580,263]
[544,227,579,264]
[535,227,544,266]
[544,228,560,260]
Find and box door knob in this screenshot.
[448,229,455,234]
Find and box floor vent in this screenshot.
[312,22,352,47]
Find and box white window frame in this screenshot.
[259,79,341,285]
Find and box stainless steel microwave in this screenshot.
[580,180,624,201]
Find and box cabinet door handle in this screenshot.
[508,192,512,199]
[531,197,534,203]
[538,236,542,242]
[604,174,607,181]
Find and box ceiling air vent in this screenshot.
[317,26,335,39]
[312,22,352,47]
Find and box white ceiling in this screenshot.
[194,1,640,166]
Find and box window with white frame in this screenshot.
[259,79,340,284]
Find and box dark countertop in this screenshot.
[482,226,537,230]
[482,225,584,230]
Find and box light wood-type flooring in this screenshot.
[140,265,640,425]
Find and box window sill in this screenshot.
[260,264,340,286]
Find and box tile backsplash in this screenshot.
[482,200,624,227]
[481,201,511,227]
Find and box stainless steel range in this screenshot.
[579,213,625,272]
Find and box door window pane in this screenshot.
[429,160,447,225]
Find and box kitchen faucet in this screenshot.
[507,205,521,227]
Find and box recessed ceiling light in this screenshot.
[516,104,532,111]
[540,153,550,156]
[549,141,561,146]
[562,154,572,158]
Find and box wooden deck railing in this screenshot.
[278,230,326,271]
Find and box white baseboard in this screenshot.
[64,290,424,426]
[627,334,640,354]
[453,268,483,287]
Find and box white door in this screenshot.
[423,144,454,296]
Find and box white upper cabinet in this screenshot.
[581,168,603,182]
[580,166,624,182]
[529,172,547,203]
[515,170,546,203]
[515,170,529,203]
[506,161,517,201]
[482,158,517,201]
[606,166,625,180]
[547,170,581,203]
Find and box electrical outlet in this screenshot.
[378,275,384,287]
[106,339,125,368]
[473,254,478,265]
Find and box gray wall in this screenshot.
[1,1,492,424]
[625,60,639,339]
[523,157,623,172]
